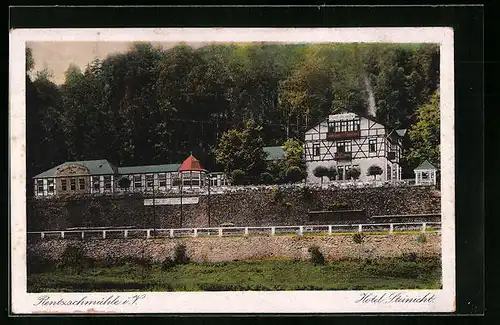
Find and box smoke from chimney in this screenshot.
[363,74,377,117]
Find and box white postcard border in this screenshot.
[9,27,455,314]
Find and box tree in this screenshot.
[215,120,267,183]
[406,90,440,168]
[285,166,305,184]
[231,169,245,185]
[313,165,329,185]
[346,167,361,180]
[326,166,338,182]
[260,172,274,185]
[367,165,383,180]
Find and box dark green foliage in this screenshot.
[313,166,329,185]
[25,43,439,184]
[285,166,305,183]
[260,172,274,185]
[367,165,383,180]
[352,233,364,244]
[59,244,91,271]
[417,234,427,243]
[173,244,190,265]
[230,169,245,185]
[326,166,338,181]
[327,201,350,211]
[346,167,361,180]
[118,177,131,189]
[308,246,325,266]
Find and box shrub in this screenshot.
[367,165,383,180]
[231,169,245,185]
[326,166,338,181]
[118,177,131,189]
[59,244,90,270]
[313,165,329,185]
[327,201,350,211]
[173,244,190,265]
[161,257,176,270]
[285,166,305,183]
[271,187,284,203]
[308,245,325,266]
[401,252,418,262]
[346,167,361,180]
[260,172,274,185]
[417,234,427,243]
[352,233,364,244]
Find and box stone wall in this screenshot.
[27,185,441,231]
[28,233,441,263]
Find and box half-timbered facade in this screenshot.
[304,112,405,182]
[33,155,229,197]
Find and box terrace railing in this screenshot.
[28,222,441,241]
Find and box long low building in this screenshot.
[32,155,229,197]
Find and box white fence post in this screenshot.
[147,229,151,238]
[81,231,84,240]
[358,224,363,233]
[170,229,174,238]
[218,228,223,237]
[299,226,303,236]
[41,232,45,239]
[244,227,249,236]
[61,231,65,239]
[271,227,276,236]
[328,225,332,236]
[389,224,394,234]
[422,223,427,233]
[102,231,106,239]
[193,228,198,237]
[124,230,128,238]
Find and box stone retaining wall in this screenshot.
[28,186,440,231]
[29,233,441,263]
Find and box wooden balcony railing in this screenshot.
[334,152,352,161]
[326,130,361,140]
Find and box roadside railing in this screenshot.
[27,222,441,241]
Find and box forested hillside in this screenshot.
[26,42,440,185]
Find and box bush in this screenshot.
[231,169,245,185]
[173,244,190,265]
[313,165,329,184]
[346,167,361,180]
[59,244,90,270]
[367,165,383,180]
[260,172,274,185]
[118,177,131,189]
[327,201,350,211]
[401,252,418,262]
[308,245,325,266]
[352,233,364,244]
[271,187,284,203]
[326,166,338,181]
[417,234,427,243]
[285,166,305,183]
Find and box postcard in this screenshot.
[10,27,455,314]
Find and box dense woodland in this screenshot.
[26,42,440,188]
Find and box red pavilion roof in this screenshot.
[178,155,205,172]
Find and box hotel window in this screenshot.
[70,178,76,190]
[337,140,351,153]
[146,174,154,188]
[104,176,112,189]
[313,143,320,156]
[369,139,377,152]
[158,173,167,187]
[328,122,334,133]
[47,179,54,193]
[133,175,142,188]
[37,180,44,193]
[61,179,67,191]
[93,177,100,191]
[79,178,85,190]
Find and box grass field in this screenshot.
[28,257,442,292]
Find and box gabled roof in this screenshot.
[263,146,285,161]
[118,164,181,175]
[396,129,407,137]
[414,160,437,171]
[178,155,205,172]
[33,159,117,178]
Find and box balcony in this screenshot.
[326,130,361,141]
[387,151,396,161]
[334,152,352,161]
